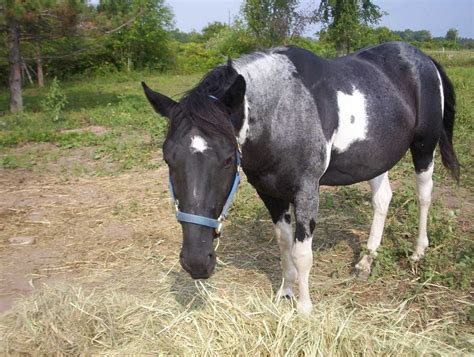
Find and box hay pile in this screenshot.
[1,281,471,355]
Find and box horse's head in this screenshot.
[142,67,246,279]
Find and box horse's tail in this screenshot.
[431,57,460,183]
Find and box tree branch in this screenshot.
[104,9,144,34]
[21,48,89,60]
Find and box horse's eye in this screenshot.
[224,157,233,168]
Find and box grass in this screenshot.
[0,53,473,354]
[0,71,202,171]
[426,49,474,68]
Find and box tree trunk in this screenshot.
[7,15,23,113]
[35,44,44,87]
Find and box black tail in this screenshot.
[431,58,460,183]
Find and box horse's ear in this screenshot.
[222,75,246,112]
[142,82,177,118]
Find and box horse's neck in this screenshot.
[234,52,297,146]
[234,52,291,109]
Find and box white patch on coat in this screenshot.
[237,96,250,145]
[275,215,296,298]
[412,160,434,261]
[292,237,313,314]
[367,171,392,253]
[190,135,209,153]
[324,133,336,172]
[433,63,445,114]
[356,171,393,277]
[333,88,368,153]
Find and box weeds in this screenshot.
[40,77,68,122]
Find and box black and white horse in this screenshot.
[143,42,460,314]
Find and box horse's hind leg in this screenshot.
[355,171,392,279]
[256,191,297,298]
[410,148,435,261]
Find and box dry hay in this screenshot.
[0,279,472,355]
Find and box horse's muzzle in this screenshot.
[179,250,216,279]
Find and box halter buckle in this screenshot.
[215,216,224,235]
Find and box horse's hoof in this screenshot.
[410,252,424,262]
[297,300,312,315]
[355,254,373,281]
[277,287,294,300]
[355,268,371,281]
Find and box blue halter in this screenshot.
[168,151,241,236]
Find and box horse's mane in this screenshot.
[167,62,239,147]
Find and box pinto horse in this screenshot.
[142,42,460,314]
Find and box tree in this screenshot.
[3,1,23,112]
[413,29,431,42]
[394,29,432,43]
[317,0,384,55]
[242,0,313,46]
[446,28,458,43]
[1,0,83,112]
[201,21,227,41]
[20,1,83,87]
[97,0,174,71]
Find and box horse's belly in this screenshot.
[320,139,411,186]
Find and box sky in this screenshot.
[165,0,474,38]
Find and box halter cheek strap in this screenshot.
[168,151,241,236]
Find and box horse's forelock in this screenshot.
[166,65,239,147]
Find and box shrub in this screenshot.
[40,77,68,122]
[175,42,223,74]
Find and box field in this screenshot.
[0,55,473,354]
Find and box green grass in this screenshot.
[0,71,202,172]
[426,49,474,67]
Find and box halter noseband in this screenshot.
[168,94,241,237]
[168,150,241,237]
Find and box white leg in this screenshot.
[292,238,313,314]
[275,216,297,298]
[356,172,392,278]
[411,161,434,261]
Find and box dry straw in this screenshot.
[0,280,470,355]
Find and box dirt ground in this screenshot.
[0,143,173,312]
[0,142,472,334]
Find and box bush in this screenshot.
[175,42,223,74]
[207,22,258,58]
[288,37,337,58]
[40,77,68,122]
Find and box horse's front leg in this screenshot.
[293,180,319,314]
[255,190,297,299]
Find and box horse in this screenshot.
[142,42,460,314]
